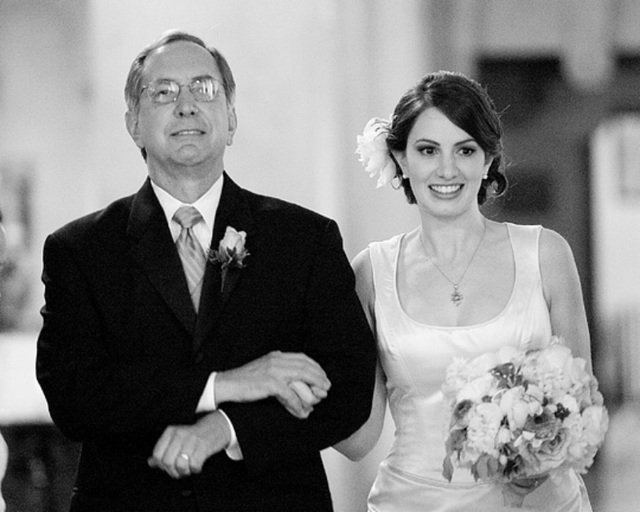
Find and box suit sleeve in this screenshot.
[36,232,211,441]
[222,219,377,474]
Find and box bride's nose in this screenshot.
[437,152,458,179]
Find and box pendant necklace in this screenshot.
[420,220,487,307]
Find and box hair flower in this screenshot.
[208,226,249,291]
[355,117,396,188]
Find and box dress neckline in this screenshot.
[392,222,518,330]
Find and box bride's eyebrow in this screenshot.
[413,138,476,146]
[455,138,477,146]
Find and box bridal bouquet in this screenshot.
[441,337,608,485]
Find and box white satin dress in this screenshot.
[367,223,592,512]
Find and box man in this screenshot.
[36,31,376,511]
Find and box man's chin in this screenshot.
[170,148,215,168]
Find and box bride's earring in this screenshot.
[391,176,404,190]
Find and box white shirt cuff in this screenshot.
[195,372,243,460]
[219,409,243,460]
[196,372,218,413]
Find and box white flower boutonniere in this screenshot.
[208,226,249,290]
[355,117,396,188]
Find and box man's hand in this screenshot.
[215,351,331,419]
[148,412,230,479]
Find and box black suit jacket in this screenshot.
[36,175,376,512]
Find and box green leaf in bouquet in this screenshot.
[442,455,454,482]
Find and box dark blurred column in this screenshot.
[0,424,79,512]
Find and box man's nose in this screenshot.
[175,87,199,117]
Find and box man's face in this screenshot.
[126,41,237,182]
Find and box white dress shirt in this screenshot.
[150,177,242,460]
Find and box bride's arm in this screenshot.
[505,229,592,494]
[539,228,592,372]
[333,248,388,461]
[333,229,593,462]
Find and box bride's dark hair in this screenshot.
[386,71,507,205]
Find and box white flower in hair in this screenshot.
[355,117,397,188]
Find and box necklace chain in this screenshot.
[420,220,487,307]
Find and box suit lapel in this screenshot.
[127,180,197,337]
[194,174,255,352]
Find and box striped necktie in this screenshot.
[173,206,207,312]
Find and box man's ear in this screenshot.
[226,105,238,146]
[125,110,143,149]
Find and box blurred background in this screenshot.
[0,0,639,510]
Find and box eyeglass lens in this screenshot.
[146,77,220,103]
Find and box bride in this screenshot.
[334,71,595,511]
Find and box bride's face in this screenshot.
[395,107,492,219]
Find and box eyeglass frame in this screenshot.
[140,75,224,104]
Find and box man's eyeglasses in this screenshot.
[141,77,223,104]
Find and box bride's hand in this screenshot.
[502,474,549,508]
[282,380,328,418]
[507,474,549,494]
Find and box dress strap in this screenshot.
[505,223,551,350]
[507,223,543,286]
[368,234,405,325]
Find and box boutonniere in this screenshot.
[208,226,249,291]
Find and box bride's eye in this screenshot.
[418,145,437,156]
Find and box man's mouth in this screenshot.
[172,129,205,136]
